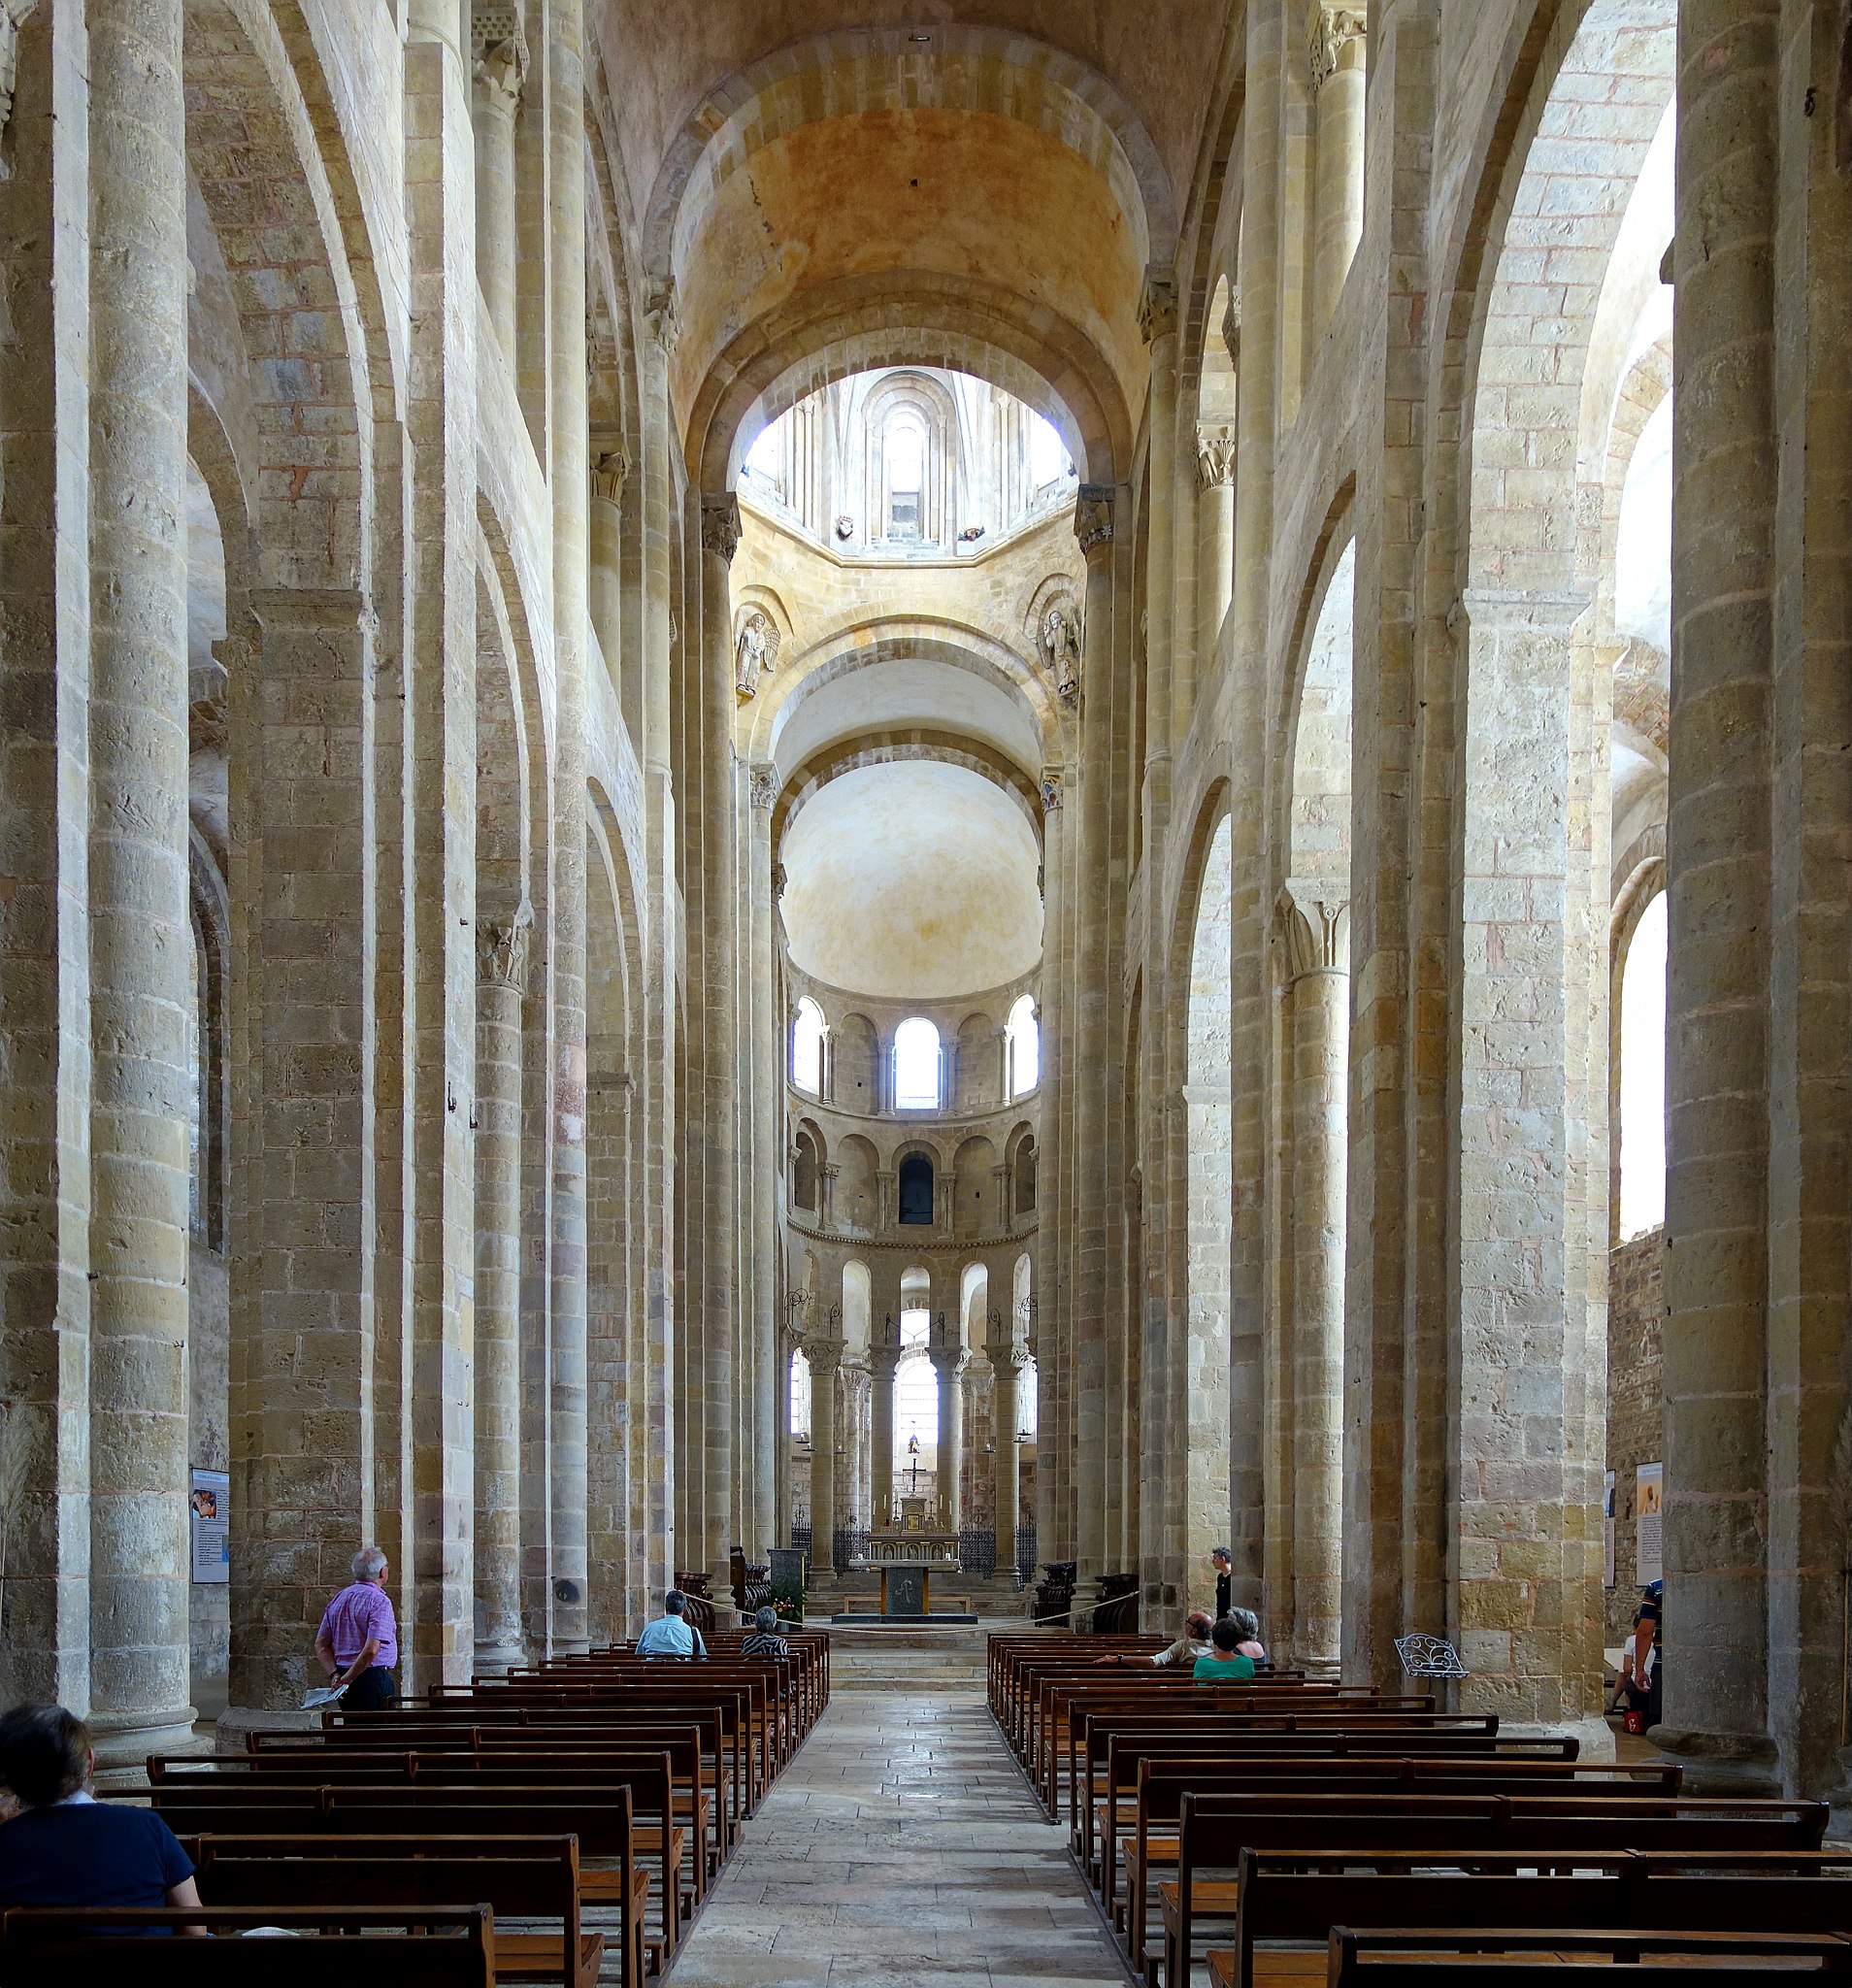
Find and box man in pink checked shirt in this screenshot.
[314,1544,400,1709]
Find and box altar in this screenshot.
[831,1528,978,1625]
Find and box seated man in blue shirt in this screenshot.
[0,1703,202,1927]
[634,1589,708,1658]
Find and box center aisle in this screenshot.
[660,1637,1132,1987]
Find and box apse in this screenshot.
[779,761,1042,1001]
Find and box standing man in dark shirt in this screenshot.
[0,1704,201,1921]
[1211,1545,1233,1622]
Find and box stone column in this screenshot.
[1307,4,1367,338]
[807,1338,844,1574]
[993,1344,1025,1575]
[870,1342,902,1528]
[932,1349,965,1532]
[1034,770,1065,1557]
[638,285,679,1610]
[403,0,480,1696]
[1072,482,1118,1578]
[588,447,627,719]
[1657,0,1779,1789]
[698,495,742,1588]
[474,912,530,1672]
[85,0,195,1764]
[747,766,780,1557]
[0,2,92,1711]
[470,15,525,363]
[546,0,591,1653]
[1194,422,1237,710]
[1278,884,1348,1676]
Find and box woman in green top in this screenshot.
[1193,1615,1258,1683]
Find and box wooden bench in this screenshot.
[1201,1848,1852,1988]
[255,1715,727,1885]
[1151,1794,1831,1988]
[171,1737,709,1909]
[1085,1752,1681,1916]
[1321,1926,1852,1986]
[187,1834,606,1988]
[121,1779,677,1975]
[0,1905,495,1984]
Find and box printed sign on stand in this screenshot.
[1636,1461,1663,1587]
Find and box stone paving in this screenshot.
[659,1639,1132,1987]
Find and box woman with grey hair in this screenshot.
[314,1544,400,1709]
[740,1604,789,1660]
[1227,1607,1267,1664]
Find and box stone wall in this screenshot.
[1605,1229,1665,1645]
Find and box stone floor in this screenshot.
[659,1634,1133,1987]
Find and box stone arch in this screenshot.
[790,1119,827,1217]
[836,1135,880,1236]
[1007,1123,1040,1220]
[691,280,1127,492]
[476,556,532,935]
[896,1147,940,1229]
[854,369,962,551]
[953,1136,1000,1242]
[776,733,1043,851]
[1445,0,1676,1718]
[643,24,1174,280]
[955,1011,998,1114]
[1170,786,1238,1611]
[183,0,379,592]
[752,625,1059,772]
[835,1014,880,1115]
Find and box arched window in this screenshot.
[791,996,826,1094]
[1006,994,1039,1098]
[893,1016,941,1109]
[1013,1136,1038,1217]
[1028,410,1071,488]
[790,1347,812,1441]
[898,1152,935,1226]
[1618,891,1668,1241]
[792,1129,820,1213]
[884,410,925,541]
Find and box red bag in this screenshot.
[1622,1708,1646,1736]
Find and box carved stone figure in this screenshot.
[736,609,776,699]
[1039,602,1082,708]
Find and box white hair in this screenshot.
[351,1545,387,1581]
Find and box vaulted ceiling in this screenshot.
[593,7,1235,480]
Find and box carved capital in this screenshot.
[1308,1,1368,92]
[1196,424,1238,490]
[805,1335,846,1375]
[1074,484,1114,560]
[644,279,680,355]
[472,31,528,112]
[1138,269,1178,344]
[749,762,778,812]
[478,904,535,993]
[1275,881,1350,979]
[1040,767,1065,812]
[589,447,629,505]
[701,493,742,564]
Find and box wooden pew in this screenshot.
[1150,1793,1831,1988]
[1083,1752,1681,1913]
[1202,1848,1852,1988]
[0,1905,495,1985]
[1322,1926,1852,1987]
[154,1741,705,1916]
[342,1687,756,1832]
[256,1714,728,1883]
[117,1780,678,1975]
[1080,1740,1676,1876]
[187,1834,606,1988]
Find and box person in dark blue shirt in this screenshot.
[0,1704,201,1923]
